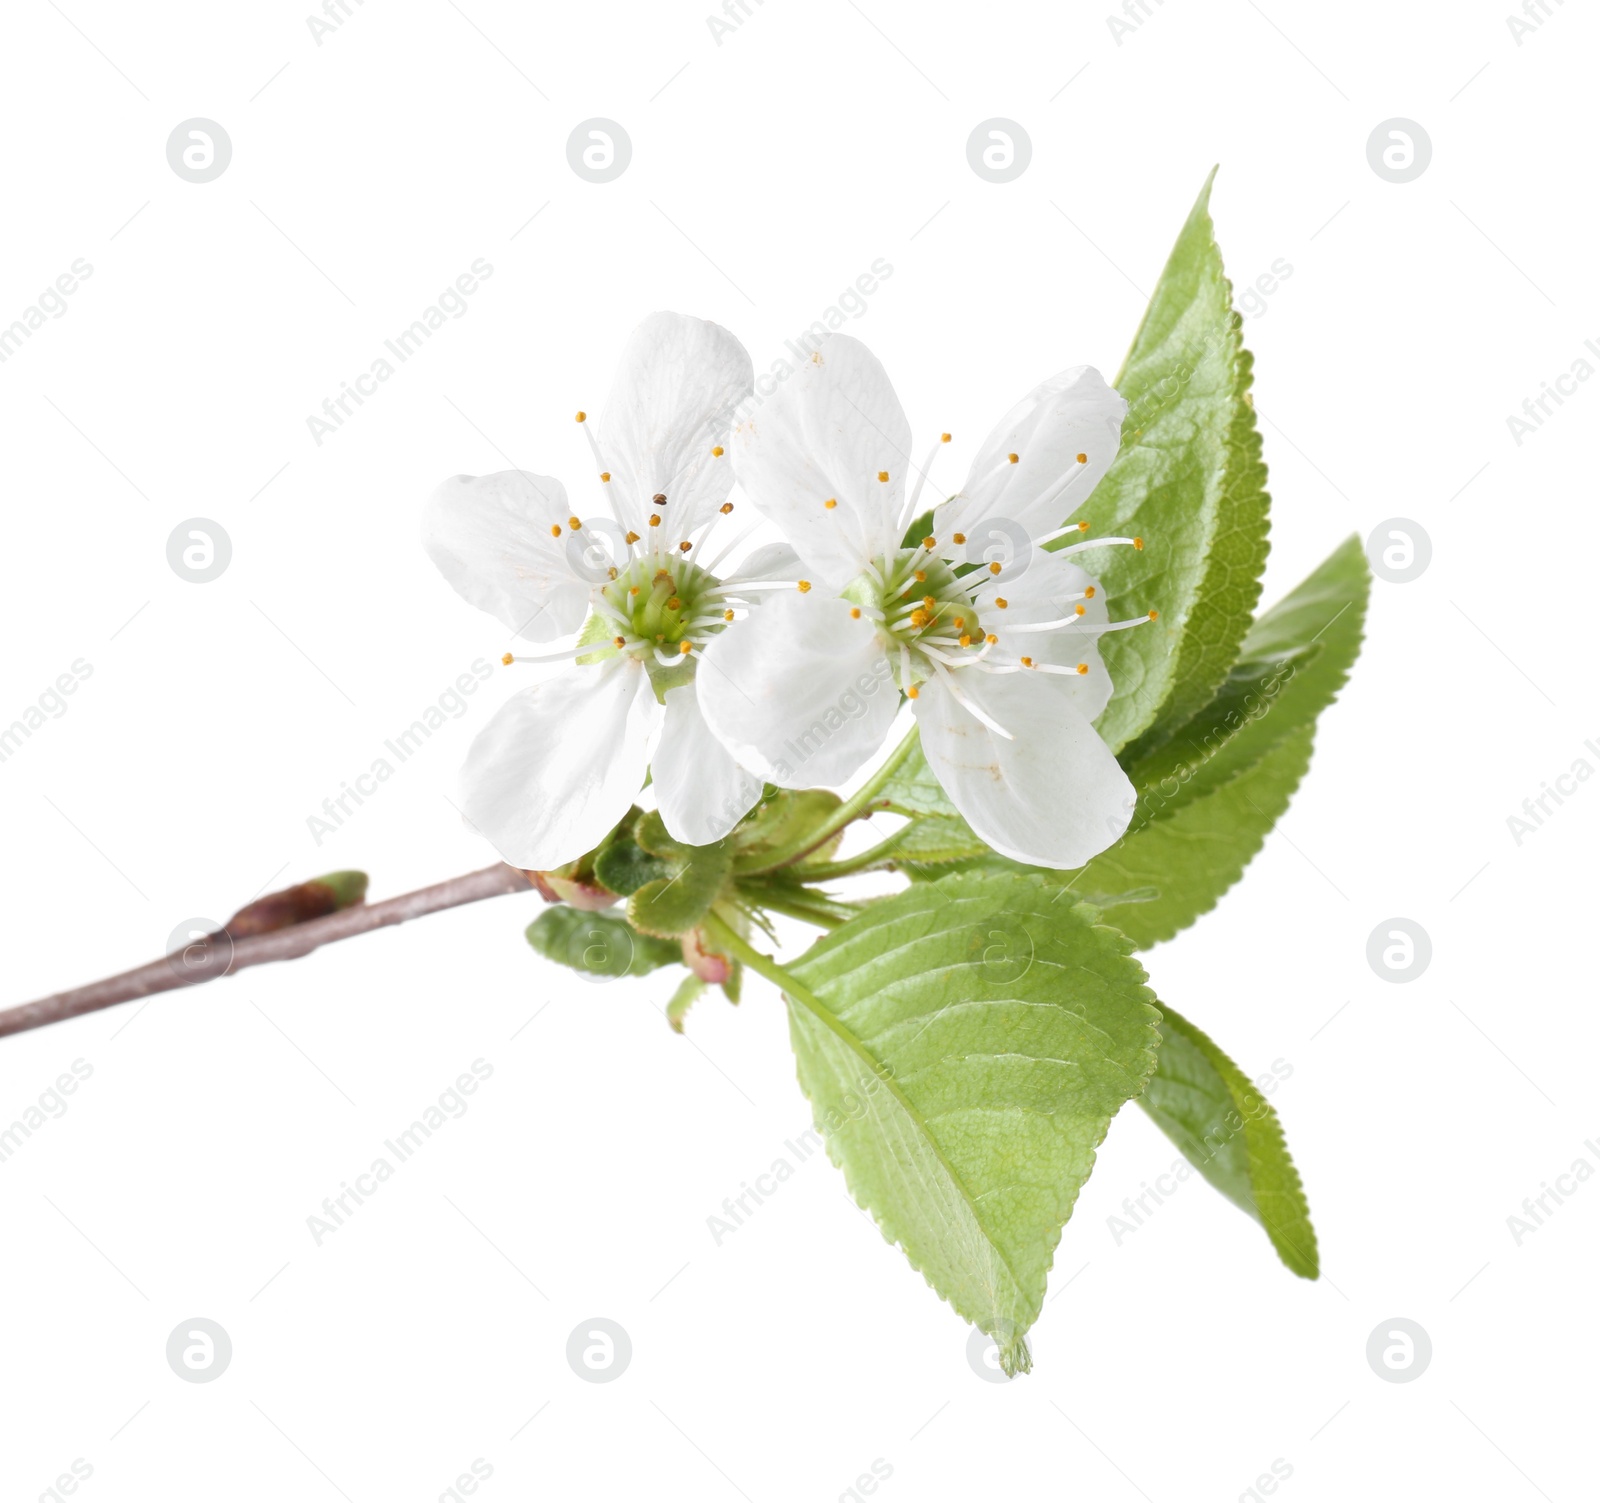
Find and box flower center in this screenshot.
[601,556,724,650]
[846,549,987,690]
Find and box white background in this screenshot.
[1,1,1595,1499]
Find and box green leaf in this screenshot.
[1042,534,1369,946]
[1072,723,1315,948]
[1067,169,1271,754]
[1138,1005,1318,1278]
[878,814,990,866]
[780,872,1161,1374]
[878,737,963,820]
[1122,534,1370,826]
[526,906,680,979]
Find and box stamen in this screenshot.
[575,411,586,423]
[901,432,952,528]
[877,471,890,483]
[1053,534,1142,560]
[1031,520,1092,548]
[825,498,838,510]
[568,516,581,530]
[501,652,513,665]
[679,541,692,552]
[720,502,734,514]
[797,580,812,593]
[934,659,1013,739]
[549,524,561,538]
[653,492,667,506]
[711,445,724,457]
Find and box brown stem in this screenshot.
[0,863,537,1040]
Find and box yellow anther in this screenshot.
[1084,586,1096,598]
[625,530,640,545]
[985,633,998,644]
[1076,662,1089,675]
[679,541,692,552]
[922,595,937,610]
[959,634,972,647]
[666,597,681,611]
[724,609,734,621]
[908,684,920,699]
[629,586,641,596]
[614,636,625,648]
[910,609,928,628]
[549,524,561,538]
[1021,656,1034,668]
[877,471,890,482]
[1075,604,1086,616]
[679,640,693,655]
[995,597,1008,609]
[1134,537,1145,550]
[600,471,611,482]
[608,566,617,580]
[720,502,734,514]
[575,410,587,422]
[849,607,861,619]
[952,532,966,544]
[711,445,724,457]
[1148,609,1159,619]
[568,516,582,530]
[501,652,513,666]
[1007,452,1019,464]
[825,498,837,510]
[1076,451,1087,464]
[914,570,927,582]
[923,536,937,550]
[648,515,661,527]
[988,561,1002,575]
[1078,521,1090,531]
[797,580,812,593]
[940,432,951,443]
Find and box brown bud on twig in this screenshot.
[222,870,369,938]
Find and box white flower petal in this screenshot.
[595,311,753,539]
[654,684,763,846]
[721,539,804,586]
[914,668,1133,869]
[422,471,589,642]
[941,366,1126,542]
[696,590,898,788]
[731,333,911,588]
[460,660,661,870]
